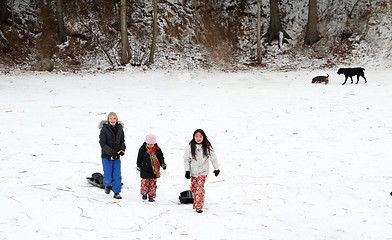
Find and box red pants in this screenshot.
[190,175,207,210]
[141,178,157,199]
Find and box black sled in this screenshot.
[86,172,123,189]
[86,172,105,189]
[179,190,194,204]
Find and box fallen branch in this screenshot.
[107,201,122,207]
[78,207,92,219]
[10,196,22,206]
[30,184,50,187]
[57,227,93,231]
[56,186,73,192]
[0,30,7,42]
[30,185,51,191]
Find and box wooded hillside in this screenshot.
[0,0,391,72]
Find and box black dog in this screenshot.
[337,67,367,85]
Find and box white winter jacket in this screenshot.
[184,144,220,177]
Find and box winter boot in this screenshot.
[196,209,203,213]
[142,195,147,200]
[105,186,110,194]
[113,193,122,199]
[148,198,155,202]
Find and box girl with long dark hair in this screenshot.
[184,129,220,213]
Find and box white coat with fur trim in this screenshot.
[184,144,219,177]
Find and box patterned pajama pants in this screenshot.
[141,178,157,199]
[190,175,207,210]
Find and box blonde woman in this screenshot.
[99,112,126,199]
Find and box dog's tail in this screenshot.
[326,74,329,77]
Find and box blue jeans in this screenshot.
[102,158,122,194]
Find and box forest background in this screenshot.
[0,0,391,72]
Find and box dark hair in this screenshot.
[189,129,213,159]
[141,142,157,148]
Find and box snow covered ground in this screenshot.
[1,69,392,239]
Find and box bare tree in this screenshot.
[239,0,247,11]
[79,18,115,66]
[120,0,131,65]
[55,0,67,45]
[194,0,199,42]
[359,0,373,42]
[10,0,14,44]
[349,0,361,18]
[5,0,14,51]
[149,0,158,64]
[256,0,262,63]
[304,0,321,45]
[0,0,7,23]
[264,0,291,44]
[348,0,373,42]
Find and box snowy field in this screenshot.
[1,69,392,240]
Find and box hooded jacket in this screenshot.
[184,144,219,177]
[99,120,126,159]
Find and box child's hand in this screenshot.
[111,152,120,160]
[185,171,191,179]
[214,170,220,177]
[118,149,125,156]
[162,163,167,170]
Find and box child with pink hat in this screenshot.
[136,133,166,202]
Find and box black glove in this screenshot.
[118,149,125,156]
[111,151,120,160]
[162,163,167,170]
[214,170,220,177]
[185,171,191,179]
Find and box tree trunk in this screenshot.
[360,0,372,41]
[36,0,56,59]
[194,0,199,42]
[239,0,247,11]
[120,0,130,65]
[256,0,262,64]
[10,0,14,39]
[390,0,392,15]
[7,0,14,49]
[349,0,361,18]
[55,0,67,45]
[264,0,291,44]
[304,0,321,45]
[0,0,7,23]
[149,0,158,64]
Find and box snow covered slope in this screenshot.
[1,69,391,239]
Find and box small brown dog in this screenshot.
[311,74,329,84]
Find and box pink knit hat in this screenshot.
[145,133,157,144]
